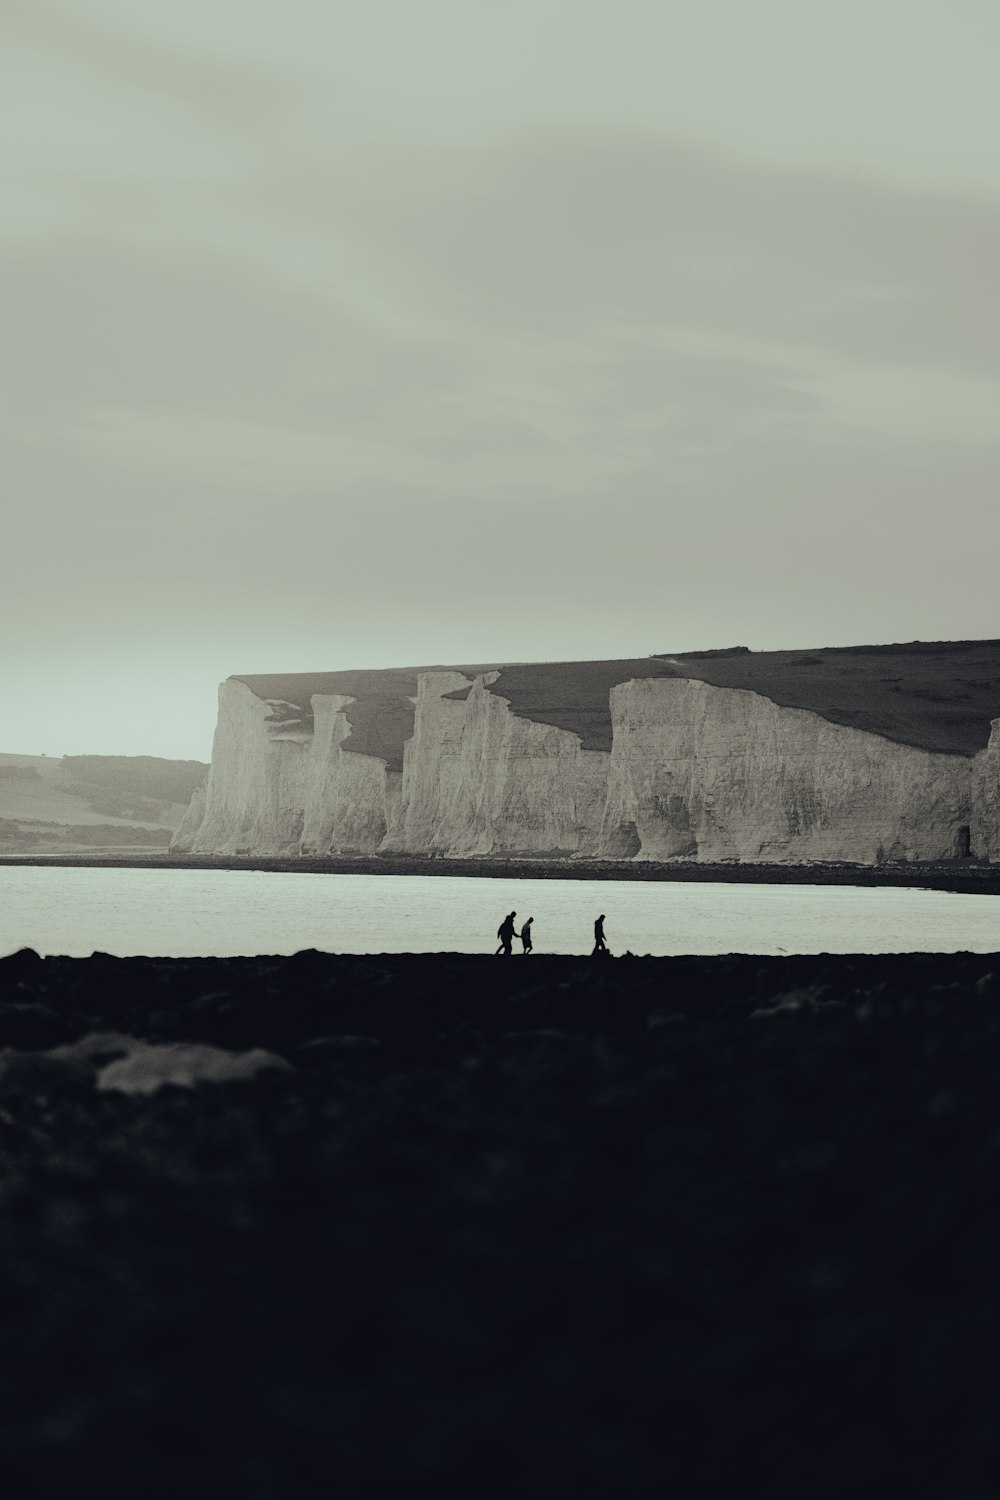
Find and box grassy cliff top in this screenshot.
[234,638,1000,766]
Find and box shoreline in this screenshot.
[2,849,1000,894]
[5,945,1000,1038]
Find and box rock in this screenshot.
[647,1009,687,1030]
[751,986,835,1018]
[0,1031,291,1099]
[502,1028,577,1045]
[297,1035,381,1053]
[0,948,45,985]
[0,1003,69,1049]
[95,1040,291,1095]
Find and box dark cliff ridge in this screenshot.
[233,638,1000,768]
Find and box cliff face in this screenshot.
[301,695,398,855]
[174,662,996,864]
[601,678,974,864]
[175,681,310,856]
[175,681,397,857]
[381,672,478,854]
[384,673,609,857]
[170,784,206,853]
[974,721,1000,862]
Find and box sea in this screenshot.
[1,865,998,958]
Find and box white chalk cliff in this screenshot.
[173,671,999,864]
[601,678,974,864]
[975,720,1000,863]
[382,672,608,857]
[172,680,400,856]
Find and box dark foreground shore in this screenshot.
[4,849,1000,893]
[3,949,1000,1496]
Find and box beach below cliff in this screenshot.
[3,948,1000,1495]
[3,850,1000,894]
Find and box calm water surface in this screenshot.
[1,866,998,957]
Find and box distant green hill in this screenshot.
[59,756,209,808]
[0,753,208,852]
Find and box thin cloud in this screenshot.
[4,0,299,132]
[248,128,1000,377]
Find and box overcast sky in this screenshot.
[4,0,999,759]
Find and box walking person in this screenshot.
[495,911,517,956]
[520,917,534,955]
[592,913,610,957]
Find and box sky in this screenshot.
[3,0,999,760]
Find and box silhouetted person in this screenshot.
[495,911,517,956]
[592,913,609,957]
[520,917,534,954]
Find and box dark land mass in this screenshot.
[236,637,1000,765]
[4,850,1000,894]
[4,948,1000,1496]
[59,755,208,805]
